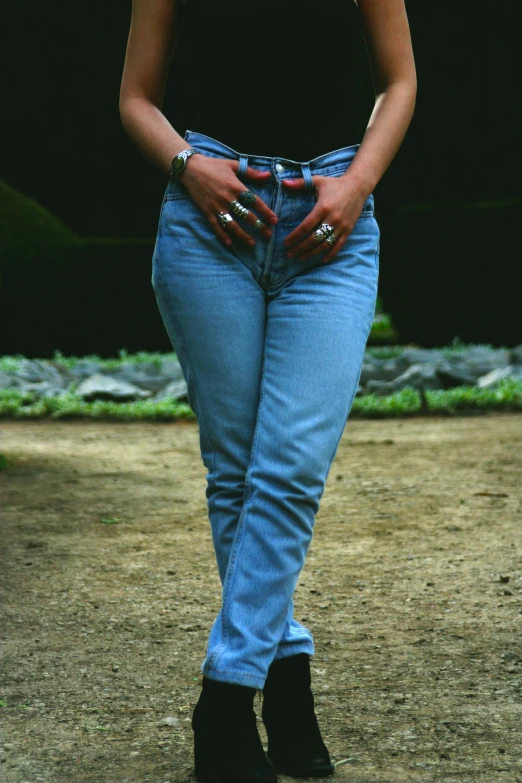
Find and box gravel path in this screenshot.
[1,415,521,782]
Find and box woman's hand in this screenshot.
[282,175,369,264]
[180,155,278,248]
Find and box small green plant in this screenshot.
[0,699,7,707]
[0,454,8,470]
[99,517,122,525]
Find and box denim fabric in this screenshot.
[151,130,380,689]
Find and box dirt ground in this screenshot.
[1,414,521,783]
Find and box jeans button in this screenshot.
[275,163,285,173]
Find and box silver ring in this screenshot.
[239,190,256,206]
[253,218,267,231]
[230,200,249,219]
[325,233,337,246]
[217,211,234,229]
[313,223,335,243]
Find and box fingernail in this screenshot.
[271,216,278,224]
[248,239,255,246]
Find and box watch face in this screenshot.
[172,156,185,174]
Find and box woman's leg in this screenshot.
[202,213,379,688]
[152,192,313,661]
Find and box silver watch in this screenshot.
[170,148,202,180]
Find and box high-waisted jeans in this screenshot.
[151,130,380,689]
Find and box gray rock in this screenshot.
[109,359,184,392]
[510,343,522,365]
[401,348,445,366]
[110,367,170,393]
[67,360,105,380]
[16,382,70,399]
[359,362,388,385]
[158,716,179,727]
[74,373,152,402]
[158,357,185,381]
[14,359,72,388]
[360,356,410,385]
[477,366,520,389]
[0,370,18,390]
[435,361,477,389]
[367,363,445,396]
[153,379,188,402]
[446,352,510,382]
[110,361,160,380]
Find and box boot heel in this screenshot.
[262,654,333,777]
[194,764,219,783]
[192,676,278,783]
[194,731,219,783]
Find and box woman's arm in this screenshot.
[119,0,190,176]
[282,0,416,261]
[343,0,417,194]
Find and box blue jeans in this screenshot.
[152,130,379,689]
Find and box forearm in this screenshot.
[119,97,190,178]
[342,79,417,197]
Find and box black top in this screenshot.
[181,0,370,161]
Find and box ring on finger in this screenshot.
[313,222,335,243]
[217,211,234,229]
[253,218,268,231]
[239,190,256,206]
[325,232,337,246]
[230,200,249,219]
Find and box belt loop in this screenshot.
[300,162,314,191]
[237,153,249,177]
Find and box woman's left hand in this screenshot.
[282,175,369,264]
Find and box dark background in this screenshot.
[1,0,521,356]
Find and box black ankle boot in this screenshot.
[262,654,334,778]
[192,676,277,783]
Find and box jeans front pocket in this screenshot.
[165,176,193,202]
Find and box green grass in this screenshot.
[0,389,193,421]
[351,379,522,417]
[1,379,521,421]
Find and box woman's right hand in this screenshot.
[179,154,278,248]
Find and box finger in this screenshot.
[321,232,348,264]
[244,165,272,181]
[214,209,257,247]
[224,191,271,237]
[293,219,342,258]
[238,169,278,225]
[208,214,234,248]
[295,236,330,262]
[284,202,326,250]
[281,177,307,190]
[234,203,273,238]
[297,232,339,263]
